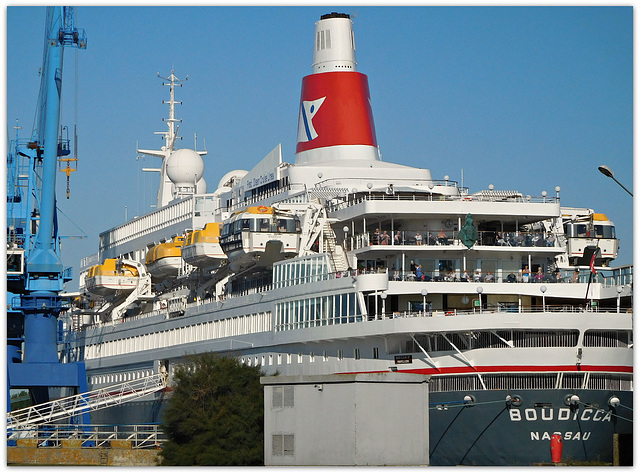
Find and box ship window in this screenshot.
[259,218,270,232]
[373,347,379,359]
[576,224,587,237]
[354,348,360,360]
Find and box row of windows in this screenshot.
[85,312,272,359]
[274,293,362,331]
[430,373,633,393]
[583,330,631,347]
[398,330,582,354]
[89,369,154,386]
[273,255,330,287]
[242,347,378,368]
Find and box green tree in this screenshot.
[158,353,265,466]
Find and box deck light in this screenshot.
[598,165,633,196]
[476,287,483,314]
[421,289,428,317]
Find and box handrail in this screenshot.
[7,423,167,449]
[7,373,167,431]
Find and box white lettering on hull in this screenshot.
[530,432,592,441]
[509,408,612,423]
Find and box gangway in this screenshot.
[7,373,167,434]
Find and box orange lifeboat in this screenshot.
[181,222,226,269]
[146,236,184,279]
[85,259,140,296]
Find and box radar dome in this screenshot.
[166,149,204,186]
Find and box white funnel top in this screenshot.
[312,12,356,74]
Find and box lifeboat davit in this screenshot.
[220,206,300,273]
[146,236,184,280]
[181,222,226,269]
[85,259,140,296]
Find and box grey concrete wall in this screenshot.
[262,373,429,466]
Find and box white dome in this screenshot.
[166,149,204,186]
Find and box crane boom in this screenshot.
[7,6,89,424]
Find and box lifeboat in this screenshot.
[181,222,226,269]
[146,236,184,280]
[85,259,140,296]
[220,206,300,273]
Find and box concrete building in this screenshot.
[261,372,430,466]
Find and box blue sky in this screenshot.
[6,5,634,290]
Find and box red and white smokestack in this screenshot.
[295,13,379,165]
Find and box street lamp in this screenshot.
[476,286,483,314]
[540,285,547,312]
[421,289,428,317]
[616,286,623,313]
[598,165,633,197]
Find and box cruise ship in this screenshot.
[65,13,631,465]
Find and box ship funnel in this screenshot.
[295,13,379,165]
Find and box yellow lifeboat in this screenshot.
[181,222,226,269]
[85,259,140,296]
[146,236,184,279]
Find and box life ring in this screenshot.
[257,205,268,213]
[445,311,454,317]
[463,197,472,201]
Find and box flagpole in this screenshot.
[584,247,598,310]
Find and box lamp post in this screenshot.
[540,285,547,312]
[598,165,633,197]
[381,291,387,319]
[421,289,428,317]
[476,286,483,314]
[343,225,349,251]
[616,286,622,313]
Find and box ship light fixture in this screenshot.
[598,165,633,197]
[541,190,547,203]
[617,286,623,313]
[476,287,483,314]
[381,291,387,318]
[555,186,561,199]
[540,285,547,312]
[421,289,428,317]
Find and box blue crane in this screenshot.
[7,6,89,424]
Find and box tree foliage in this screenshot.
[158,353,265,466]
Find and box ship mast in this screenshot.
[138,69,206,209]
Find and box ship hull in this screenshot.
[87,386,631,466]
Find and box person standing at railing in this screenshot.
[522,265,530,283]
[394,231,402,245]
[461,269,469,282]
[534,268,544,282]
[427,232,436,245]
[371,228,379,245]
[416,264,424,281]
[415,231,423,245]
